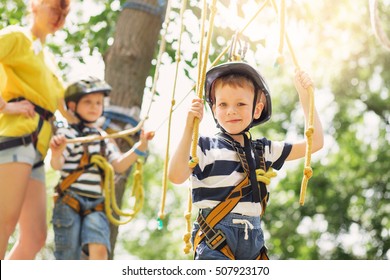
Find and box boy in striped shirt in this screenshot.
[49,77,153,259]
[168,62,323,259]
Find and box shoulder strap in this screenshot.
[58,144,90,193]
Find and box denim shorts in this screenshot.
[191,209,265,260]
[0,142,45,183]
[52,191,111,260]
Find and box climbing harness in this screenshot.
[54,127,144,225]
[192,133,275,260]
[0,97,54,168]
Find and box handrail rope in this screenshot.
[188,0,218,169]
[270,0,315,205]
[144,0,174,120]
[65,118,145,144]
[159,0,188,222]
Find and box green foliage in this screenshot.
[117,155,192,260]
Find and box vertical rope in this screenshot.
[183,186,193,254]
[158,0,188,223]
[270,0,315,205]
[188,0,218,169]
[144,0,173,119]
[276,0,285,65]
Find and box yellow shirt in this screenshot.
[0,26,64,157]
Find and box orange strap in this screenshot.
[193,176,249,258]
[54,192,104,216]
[58,149,89,193]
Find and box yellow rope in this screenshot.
[256,168,277,185]
[270,0,315,205]
[183,186,192,254]
[276,0,285,65]
[189,0,218,169]
[144,0,173,119]
[159,0,188,222]
[90,154,144,226]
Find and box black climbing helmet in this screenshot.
[64,76,112,106]
[205,62,272,126]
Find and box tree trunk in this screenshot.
[103,0,166,260]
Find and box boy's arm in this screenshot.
[50,134,67,170]
[110,130,154,173]
[168,98,204,184]
[287,69,324,161]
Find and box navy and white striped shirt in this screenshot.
[192,135,292,216]
[56,124,120,197]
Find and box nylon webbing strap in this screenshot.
[58,148,89,193]
[193,176,250,259]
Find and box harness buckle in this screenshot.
[206,229,227,250]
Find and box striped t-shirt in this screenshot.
[57,124,120,197]
[191,135,292,216]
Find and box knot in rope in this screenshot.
[158,211,165,220]
[183,232,192,254]
[256,168,277,185]
[303,166,313,179]
[275,54,285,66]
[305,126,314,137]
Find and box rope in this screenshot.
[144,0,173,120]
[369,0,390,51]
[276,0,285,65]
[159,0,188,223]
[270,0,315,205]
[188,0,218,169]
[65,118,145,144]
[183,186,192,254]
[151,0,270,133]
[256,168,277,185]
[90,155,144,226]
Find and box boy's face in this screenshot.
[212,83,264,135]
[69,92,105,123]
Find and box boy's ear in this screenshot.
[212,103,216,115]
[254,102,264,119]
[67,101,76,112]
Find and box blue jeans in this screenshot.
[191,209,265,260]
[52,191,111,260]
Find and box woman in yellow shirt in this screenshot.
[0,0,71,259]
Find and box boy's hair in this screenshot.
[205,62,272,126]
[211,74,263,104]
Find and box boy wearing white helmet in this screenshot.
[168,62,323,260]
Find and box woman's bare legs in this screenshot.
[7,176,47,259]
[0,162,32,259]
